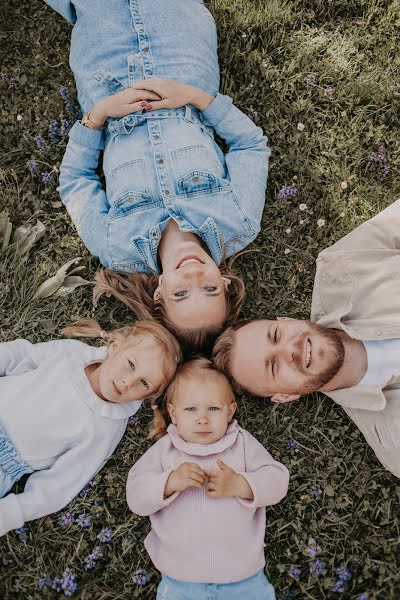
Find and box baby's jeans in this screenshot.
[156,569,276,599]
[0,424,33,498]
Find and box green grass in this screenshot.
[0,0,399,597]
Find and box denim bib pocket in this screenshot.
[171,144,227,197]
[108,159,160,216]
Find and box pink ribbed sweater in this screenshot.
[126,421,289,583]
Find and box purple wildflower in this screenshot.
[52,577,63,592]
[84,558,96,571]
[131,569,150,585]
[59,511,75,526]
[38,573,51,591]
[27,160,39,178]
[305,73,316,87]
[41,171,53,186]
[59,85,71,100]
[60,568,77,597]
[278,184,298,202]
[367,146,390,178]
[60,118,71,138]
[84,546,104,570]
[15,526,29,542]
[331,563,351,592]
[309,559,325,576]
[323,86,334,100]
[288,565,300,580]
[305,538,321,558]
[21,130,32,143]
[359,594,369,600]
[8,78,18,91]
[75,513,92,528]
[331,580,345,593]
[247,106,260,123]
[65,102,77,116]
[34,135,48,151]
[284,439,299,449]
[97,527,113,543]
[128,414,140,426]
[310,482,322,497]
[48,120,60,144]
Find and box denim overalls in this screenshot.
[46,0,271,272]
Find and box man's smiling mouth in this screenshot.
[305,339,312,369]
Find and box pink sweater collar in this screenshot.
[166,420,239,456]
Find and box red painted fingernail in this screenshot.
[141,101,147,107]
[147,104,153,110]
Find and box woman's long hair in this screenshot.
[93,258,245,355]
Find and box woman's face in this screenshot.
[154,247,230,330]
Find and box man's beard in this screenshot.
[302,322,345,392]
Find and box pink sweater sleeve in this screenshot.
[236,429,290,508]
[126,438,179,516]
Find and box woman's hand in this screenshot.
[164,462,208,497]
[89,87,162,126]
[132,78,214,111]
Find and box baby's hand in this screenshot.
[164,462,207,497]
[206,459,254,500]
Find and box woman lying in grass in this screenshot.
[45,0,270,352]
[127,358,289,599]
[0,319,180,536]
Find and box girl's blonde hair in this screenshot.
[149,357,236,439]
[93,258,245,355]
[62,318,182,401]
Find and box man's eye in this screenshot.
[274,328,278,343]
[128,360,135,370]
[174,290,187,297]
[204,286,217,292]
[141,379,149,389]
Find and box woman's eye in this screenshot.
[128,360,135,370]
[174,290,187,297]
[204,286,217,292]
[184,407,196,412]
[141,379,149,389]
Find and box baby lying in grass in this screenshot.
[127,358,289,599]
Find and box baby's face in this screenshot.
[168,376,237,445]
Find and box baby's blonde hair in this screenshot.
[62,318,182,401]
[149,357,235,439]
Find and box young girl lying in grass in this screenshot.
[0,319,181,537]
[127,358,289,599]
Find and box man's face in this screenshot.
[230,318,344,400]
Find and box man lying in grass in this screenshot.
[213,199,400,479]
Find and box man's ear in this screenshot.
[269,393,301,404]
[153,275,163,301]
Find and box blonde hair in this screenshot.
[149,357,236,439]
[93,259,245,355]
[62,318,182,401]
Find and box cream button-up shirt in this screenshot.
[311,199,400,477]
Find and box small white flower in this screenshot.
[299,219,304,225]
[339,212,345,218]
[16,114,22,121]
[285,228,291,234]
[284,248,291,255]
[317,218,326,227]
[340,180,348,190]
[299,203,307,211]
[297,122,305,131]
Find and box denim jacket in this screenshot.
[49,0,271,273]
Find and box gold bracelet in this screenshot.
[81,112,105,130]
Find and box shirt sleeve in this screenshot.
[236,429,290,509]
[43,0,77,25]
[57,122,110,266]
[0,422,126,536]
[126,439,179,516]
[0,339,55,377]
[201,93,270,235]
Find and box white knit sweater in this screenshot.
[0,338,141,536]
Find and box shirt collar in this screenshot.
[166,420,239,456]
[76,345,142,420]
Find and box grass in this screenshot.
[0,0,400,597]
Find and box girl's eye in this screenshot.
[141,379,149,389]
[204,286,217,292]
[174,290,187,297]
[128,360,135,370]
[209,406,220,411]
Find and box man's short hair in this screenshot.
[212,320,256,395]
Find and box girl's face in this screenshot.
[94,338,167,403]
[154,245,231,331]
[168,376,237,445]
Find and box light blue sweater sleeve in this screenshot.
[58,122,110,266]
[201,94,271,233]
[43,0,77,25]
